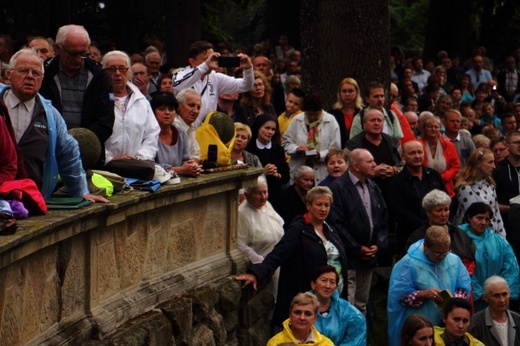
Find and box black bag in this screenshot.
[104,159,155,180]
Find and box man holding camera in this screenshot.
[173,41,253,127]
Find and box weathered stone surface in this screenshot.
[159,297,192,346]
[191,285,219,323]
[80,340,111,346]
[223,310,238,333]
[111,326,147,346]
[135,310,173,346]
[61,237,86,318]
[215,277,241,314]
[225,331,239,346]
[0,168,263,345]
[109,310,173,346]
[206,308,226,346]
[239,287,275,325]
[191,323,215,346]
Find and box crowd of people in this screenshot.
[2,25,520,345]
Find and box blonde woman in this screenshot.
[454,149,505,237]
[329,77,363,147]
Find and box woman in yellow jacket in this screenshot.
[433,298,484,346]
[267,292,333,346]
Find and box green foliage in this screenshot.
[389,0,430,55]
[201,0,267,51]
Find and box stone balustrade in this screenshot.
[0,168,270,346]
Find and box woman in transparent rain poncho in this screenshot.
[237,175,284,297]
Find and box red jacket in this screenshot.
[419,136,460,197]
[391,103,416,144]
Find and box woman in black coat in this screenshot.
[236,186,348,328]
[246,114,289,214]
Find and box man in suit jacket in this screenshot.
[327,148,388,316]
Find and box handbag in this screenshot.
[91,169,127,193]
[104,159,155,180]
[196,111,236,166]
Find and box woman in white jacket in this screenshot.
[102,50,160,164]
[282,93,341,186]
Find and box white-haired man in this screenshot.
[40,24,114,161]
[0,48,107,203]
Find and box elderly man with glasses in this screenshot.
[0,48,107,203]
[40,24,114,164]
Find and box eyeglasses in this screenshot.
[60,45,89,59]
[430,249,450,257]
[105,66,129,74]
[14,68,43,78]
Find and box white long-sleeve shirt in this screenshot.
[173,63,254,127]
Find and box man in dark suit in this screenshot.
[327,148,388,316]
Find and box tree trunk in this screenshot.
[166,0,201,67]
[300,0,390,109]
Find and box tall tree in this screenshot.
[300,0,390,108]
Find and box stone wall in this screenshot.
[80,276,275,346]
[0,169,265,346]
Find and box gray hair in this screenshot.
[483,276,509,297]
[102,50,131,68]
[244,175,267,195]
[176,88,201,105]
[145,51,161,63]
[305,186,333,205]
[284,75,300,87]
[55,24,90,47]
[422,189,451,210]
[418,111,434,123]
[9,48,44,73]
[362,109,384,124]
[294,165,314,179]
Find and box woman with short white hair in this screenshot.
[102,50,159,171]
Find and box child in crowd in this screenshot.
[278,88,305,136]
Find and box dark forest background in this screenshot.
[1,0,520,106]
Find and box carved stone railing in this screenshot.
[0,168,263,345]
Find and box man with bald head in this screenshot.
[327,148,388,315]
[39,24,114,163]
[252,55,271,77]
[404,111,419,136]
[389,140,446,255]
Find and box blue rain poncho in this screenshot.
[311,289,366,346]
[387,239,471,346]
[459,223,519,300]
